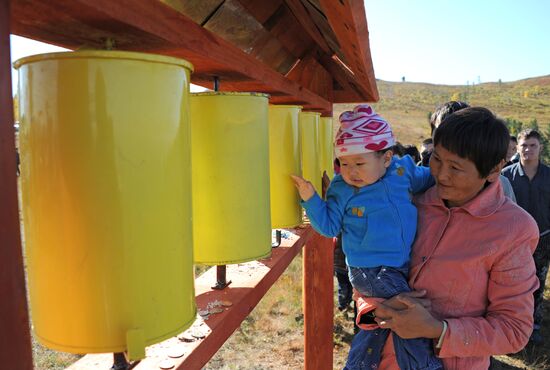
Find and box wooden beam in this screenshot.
[318,53,368,103]
[318,0,379,101]
[10,0,331,112]
[284,0,330,53]
[68,226,316,370]
[236,0,283,25]
[0,0,33,368]
[303,231,334,370]
[286,53,333,102]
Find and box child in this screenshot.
[291,104,442,370]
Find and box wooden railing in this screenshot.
[64,227,334,370]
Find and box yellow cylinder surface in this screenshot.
[191,92,272,265]
[268,105,302,228]
[319,116,334,179]
[15,51,196,357]
[299,112,322,193]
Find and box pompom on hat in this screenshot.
[335,104,396,157]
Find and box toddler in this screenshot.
[291,105,442,370]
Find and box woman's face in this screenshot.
[430,145,496,207]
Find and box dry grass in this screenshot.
[203,255,550,370]
[31,254,550,370]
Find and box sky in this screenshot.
[8,0,550,88]
[363,0,550,85]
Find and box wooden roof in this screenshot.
[11,0,378,115]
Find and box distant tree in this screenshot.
[402,76,406,82]
[526,118,539,130]
[504,118,523,137]
[541,125,550,163]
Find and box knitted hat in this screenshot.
[334,104,396,157]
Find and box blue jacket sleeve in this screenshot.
[401,155,435,194]
[301,182,346,237]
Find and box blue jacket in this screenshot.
[302,155,433,268]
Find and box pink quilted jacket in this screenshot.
[355,181,539,370]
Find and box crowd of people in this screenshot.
[292,101,548,369]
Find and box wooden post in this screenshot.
[0,0,34,367]
[303,231,334,370]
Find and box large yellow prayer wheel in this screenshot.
[299,111,322,193]
[268,105,302,228]
[15,51,196,359]
[319,116,334,179]
[191,92,272,264]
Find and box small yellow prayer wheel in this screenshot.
[299,111,322,193]
[268,105,302,228]
[319,116,334,179]
[191,92,272,265]
[15,51,196,359]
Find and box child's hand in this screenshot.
[290,175,315,201]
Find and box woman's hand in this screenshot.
[290,175,315,201]
[381,290,432,311]
[374,294,443,339]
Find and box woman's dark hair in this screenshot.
[433,107,509,178]
[403,144,421,163]
[391,142,405,157]
[429,101,470,134]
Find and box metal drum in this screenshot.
[15,51,196,359]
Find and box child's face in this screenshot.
[338,151,392,188]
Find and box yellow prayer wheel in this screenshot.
[299,111,322,193]
[191,92,272,264]
[268,105,302,228]
[15,51,196,359]
[319,116,334,179]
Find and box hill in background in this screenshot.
[334,75,550,148]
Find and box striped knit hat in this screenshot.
[335,104,395,157]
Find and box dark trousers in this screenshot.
[335,268,353,309]
[344,266,442,370]
[533,233,550,330]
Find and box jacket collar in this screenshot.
[417,179,505,218]
[517,161,544,177]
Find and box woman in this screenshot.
[349,107,539,370]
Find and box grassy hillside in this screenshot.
[334,75,550,148]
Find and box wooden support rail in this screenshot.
[0,0,34,369]
[67,225,334,369]
[303,232,334,370]
[10,0,333,113]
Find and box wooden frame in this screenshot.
[3,1,378,368]
[0,0,33,368]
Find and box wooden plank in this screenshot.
[67,226,315,370]
[10,0,332,112]
[318,53,367,103]
[318,0,379,101]
[284,0,330,53]
[237,0,283,24]
[160,0,224,25]
[303,231,334,370]
[286,53,333,102]
[262,4,311,59]
[0,0,33,368]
